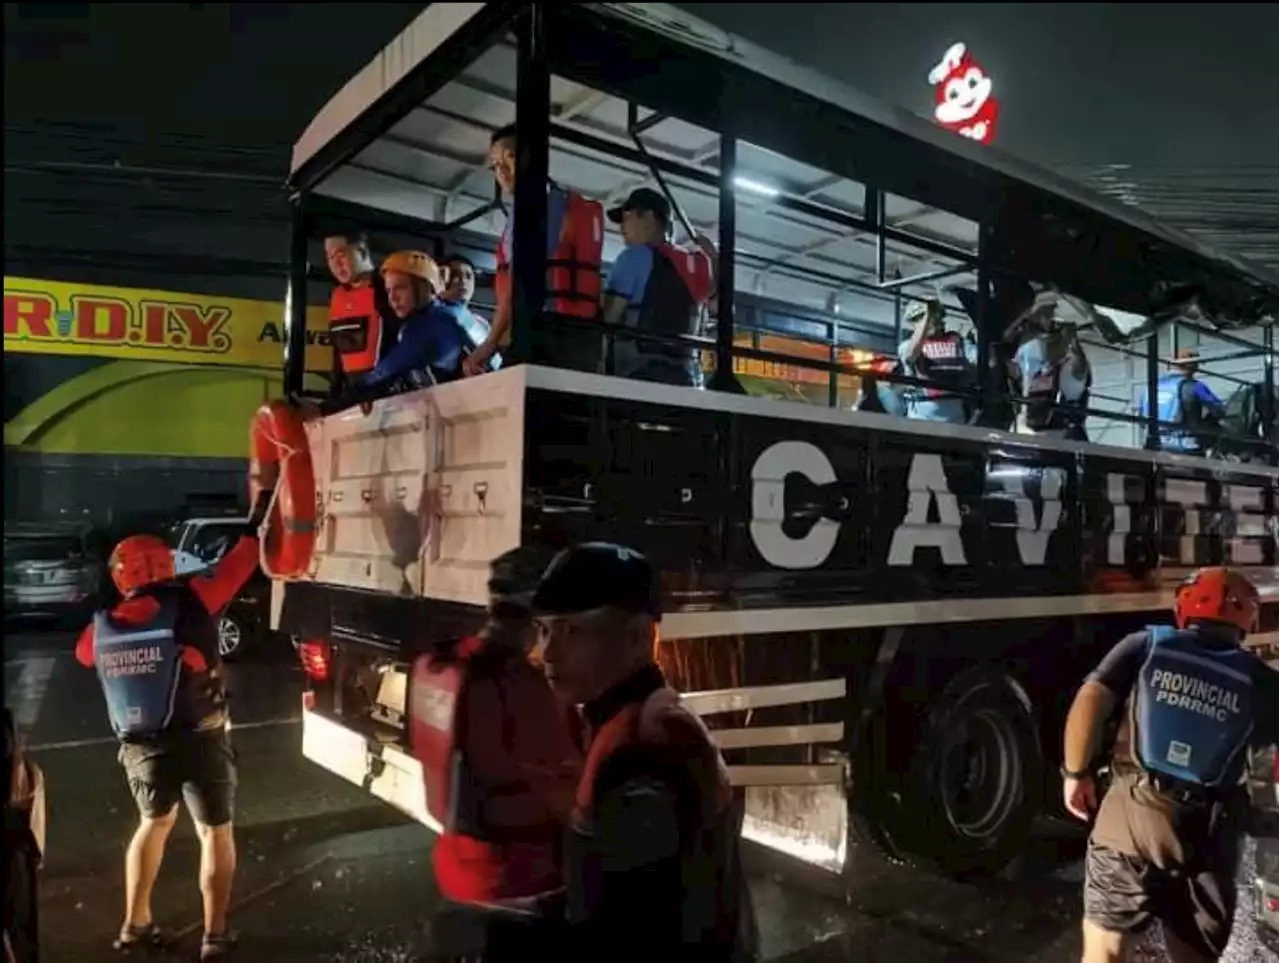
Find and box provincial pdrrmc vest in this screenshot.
[1131,625,1256,789]
[328,282,386,376]
[93,591,185,740]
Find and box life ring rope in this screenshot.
[250,402,316,581]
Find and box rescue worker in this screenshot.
[323,232,398,397]
[1139,349,1227,454]
[1011,300,1092,441]
[531,543,759,963]
[321,251,467,413]
[440,253,499,372]
[601,187,717,388]
[74,494,270,960]
[4,708,45,963]
[1061,567,1279,963]
[463,124,605,377]
[898,298,976,424]
[412,546,581,960]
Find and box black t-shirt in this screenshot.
[1088,627,1278,751]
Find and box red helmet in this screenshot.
[109,534,175,596]
[1173,566,1259,633]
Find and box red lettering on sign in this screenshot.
[169,304,231,352]
[139,302,168,346]
[73,296,129,343]
[3,292,56,339]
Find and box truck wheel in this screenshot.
[847,711,915,869]
[901,667,1043,877]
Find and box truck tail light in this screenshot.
[298,639,332,683]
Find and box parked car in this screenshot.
[3,523,101,621]
[168,516,270,661]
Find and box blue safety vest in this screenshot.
[1153,373,1196,451]
[93,591,184,740]
[1132,625,1255,788]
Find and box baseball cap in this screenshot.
[606,187,671,226]
[488,544,559,611]
[531,542,662,619]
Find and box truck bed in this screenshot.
[294,365,1278,633]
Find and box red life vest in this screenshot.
[328,281,385,375]
[915,333,974,400]
[495,187,604,322]
[409,637,580,903]
[569,680,754,957]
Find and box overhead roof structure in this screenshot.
[290,2,1278,336]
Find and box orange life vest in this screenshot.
[495,186,604,321]
[328,282,385,375]
[409,638,580,903]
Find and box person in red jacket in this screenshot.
[531,543,758,963]
[75,496,268,960]
[410,545,581,959]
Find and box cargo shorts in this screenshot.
[1083,841,1237,958]
[118,728,238,827]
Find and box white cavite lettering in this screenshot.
[888,453,966,567]
[1225,484,1267,564]
[1107,472,1132,565]
[1001,467,1065,565]
[749,441,841,570]
[1164,478,1207,564]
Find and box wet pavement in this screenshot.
[5,624,1275,963]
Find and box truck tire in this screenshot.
[847,711,915,869]
[900,667,1043,877]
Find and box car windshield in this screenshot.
[4,537,84,563]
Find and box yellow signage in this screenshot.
[3,276,332,371]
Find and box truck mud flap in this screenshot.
[687,678,849,873]
[301,707,442,833]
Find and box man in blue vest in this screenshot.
[74,495,268,960]
[1061,567,1278,962]
[1138,349,1227,454]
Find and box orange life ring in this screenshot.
[248,401,317,579]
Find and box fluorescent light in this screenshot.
[733,175,780,198]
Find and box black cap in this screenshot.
[488,544,559,610]
[607,187,670,226]
[531,542,662,619]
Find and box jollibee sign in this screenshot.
[928,42,1000,145]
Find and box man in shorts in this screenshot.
[1061,567,1278,961]
[75,496,267,959]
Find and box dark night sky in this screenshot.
[4,2,1276,268]
[682,2,1278,172]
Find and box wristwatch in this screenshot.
[1060,765,1091,780]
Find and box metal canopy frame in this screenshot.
[284,2,1277,457]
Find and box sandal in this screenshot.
[112,922,168,952]
[199,929,239,961]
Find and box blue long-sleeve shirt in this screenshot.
[358,302,466,389]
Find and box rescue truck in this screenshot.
[265,2,1279,881]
